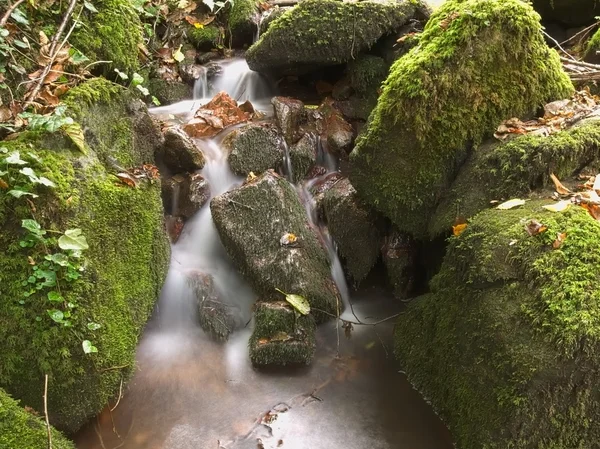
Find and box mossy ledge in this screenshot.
[0,80,169,432]
[349,0,573,239]
[395,201,600,448]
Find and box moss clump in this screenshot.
[396,201,600,448]
[289,132,316,184]
[70,0,143,73]
[347,54,388,96]
[187,25,222,51]
[210,172,340,321]
[349,0,573,238]
[249,302,316,366]
[228,0,258,46]
[430,119,600,236]
[224,124,284,176]
[246,0,423,73]
[0,89,169,432]
[0,388,75,449]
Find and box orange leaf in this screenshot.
[0,179,8,189]
[452,223,468,237]
[553,232,567,249]
[525,219,547,236]
[549,173,572,195]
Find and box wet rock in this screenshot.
[187,271,237,341]
[224,124,284,176]
[289,132,317,183]
[246,0,428,74]
[347,55,388,97]
[309,172,344,219]
[162,173,210,219]
[148,79,192,105]
[249,301,316,366]
[211,171,340,320]
[382,230,416,299]
[349,0,574,238]
[323,178,382,284]
[160,126,205,173]
[318,99,354,156]
[334,97,378,122]
[165,215,185,243]
[272,96,305,144]
[179,64,207,85]
[196,51,221,65]
[532,0,598,27]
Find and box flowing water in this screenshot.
[75,58,453,449]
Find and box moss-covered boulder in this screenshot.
[349,0,573,239]
[532,0,599,26]
[585,29,600,64]
[395,201,600,448]
[347,54,388,97]
[224,124,284,176]
[0,80,169,432]
[70,0,143,73]
[245,0,427,74]
[0,388,75,449]
[211,171,340,320]
[228,0,259,47]
[289,132,317,184]
[148,79,192,106]
[249,301,316,366]
[322,178,382,284]
[430,119,600,236]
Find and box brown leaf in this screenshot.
[583,203,600,221]
[549,173,572,195]
[553,232,567,249]
[116,172,138,188]
[39,87,60,106]
[185,14,215,26]
[525,219,547,236]
[53,84,70,97]
[0,178,8,189]
[439,12,460,30]
[0,106,13,122]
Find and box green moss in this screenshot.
[430,119,600,236]
[585,28,600,62]
[347,54,388,96]
[249,301,316,366]
[0,388,75,449]
[147,78,192,105]
[289,133,316,184]
[225,124,284,176]
[187,25,221,50]
[246,0,422,73]
[227,0,258,46]
[395,201,600,448]
[70,0,143,73]
[0,89,168,432]
[349,0,574,238]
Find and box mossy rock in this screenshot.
[210,171,340,321]
[347,54,388,97]
[0,81,169,432]
[224,124,284,176]
[148,79,192,106]
[349,0,574,239]
[245,0,426,74]
[70,0,143,73]
[322,178,382,284]
[289,132,317,184]
[585,28,600,64]
[395,201,600,448]
[0,388,75,449]
[532,0,599,26]
[187,25,222,51]
[227,0,259,47]
[249,301,316,366]
[430,119,600,237]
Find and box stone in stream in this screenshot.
[271,96,305,145]
[162,173,211,220]
[224,123,285,176]
[159,126,206,174]
[249,301,316,366]
[348,0,574,239]
[210,171,340,321]
[289,132,317,184]
[245,0,430,74]
[322,178,383,284]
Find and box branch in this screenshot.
[43,374,52,449]
[0,0,26,27]
[543,30,577,61]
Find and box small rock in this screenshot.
[160,126,205,173]
[289,132,317,183]
[272,96,305,144]
[224,124,284,176]
[162,173,210,219]
[383,230,417,300]
[165,215,185,243]
[318,99,354,155]
[179,64,207,85]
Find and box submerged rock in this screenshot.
[383,230,417,300]
[0,388,75,449]
[160,126,205,174]
[395,201,600,448]
[224,124,284,176]
[245,0,428,74]
[162,173,210,219]
[289,132,317,184]
[322,178,382,284]
[211,171,340,320]
[272,96,305,145]
[249,301,316,366]
[349,0,574,238]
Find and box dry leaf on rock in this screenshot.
[497,198,526,210]
[525,219,547,236]
[550,173,572,195]
[542,200,571,212]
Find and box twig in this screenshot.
[560,56,600,70]
[23,0,79,109]
[0,0,26,27]
[559,21,599,46]
[99,364,130,373]
[110,378,124,412]
[43,374,52,449]
[82,60,114,72]
[543,30,577,61]
[313,307,404,326]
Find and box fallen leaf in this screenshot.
[452,222,468,236]
[525,219,547,236]
[0,179,8,189]
[582,203,600,221]
[497,198,526,210]
[246,171,257,182]
[39,87,59,106]
[280,232,297,246]
[63,122,87,154]
[553,232,567,249]
[594,174,600,193]
[173,45,185,63]
[550,173,572,195]
[0,106,12,122]
[276,288,310,315]
[115,172,138,188]
[542,200,571,212]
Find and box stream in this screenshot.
[74,59,453,449]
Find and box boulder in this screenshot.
[224,124,284,176]
[322,178,382,284]
[249,301,316,366]
[382,230,417,299]
[162,173,210,219]
[272,96,305,145]
[258,7,287,35]
[309,172,344,219]
[0,79,169,432]
[289,132,317,184]
[245,0,428,74]
[0,388,75,449]
[349,0,574,239]
[395,201,600,448]
[210,171,340,320]
[532,0,599,27]
[160,126,206,174]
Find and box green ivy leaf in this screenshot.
[131,72,144,87]
[6,151,27,165]
[8,190,38,198]
[21,219,44,236]
[69,48,90,65]
[47,291,64,302]
[136,84,150,96]
[87,322,101,331]
[50,253,69,266]
[10,8,29,25]
[84,1,99,13]
[152,96,161,106]
[48,309,64,323]
[82,340,98,354]
[114,68,128,80]
[276,288,310,315]
[63,122,87,154]
[58,228,89,251]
